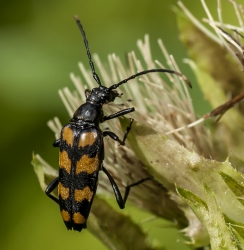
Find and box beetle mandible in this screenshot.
[45,16,192,232]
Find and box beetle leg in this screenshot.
[122,177,151,205]
[103,107,134,122]
[45,177,60,205]
[103,119,133,145]
[53,138,61,147]
[103,131,124,145]
[121,118,133,144]
[102,166,125,208]
[102,166,151,209]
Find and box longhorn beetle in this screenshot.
[45,15,192,232]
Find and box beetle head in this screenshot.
[86,86,121,105]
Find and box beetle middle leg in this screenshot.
[102,166,150,209]
[103,119,133,145]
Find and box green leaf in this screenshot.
[177,185,242,250]
[123,120,244,247]
[219,171,244,206]
[224,215,244,240]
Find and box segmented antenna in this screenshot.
[109,68,192,89]
[74,15,102,86]
[74,15,192,90]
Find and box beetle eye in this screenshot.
[85,89,91,99]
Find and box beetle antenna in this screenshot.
[109,68,192,89]
[74,15,102,86]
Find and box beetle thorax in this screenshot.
[72,102,103,124]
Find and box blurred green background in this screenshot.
[0,0,235,249]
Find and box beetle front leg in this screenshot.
[103,119,133,145]
[103,107,135,122]
[45,177,60,205]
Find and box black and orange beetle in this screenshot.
[45,16,192,232]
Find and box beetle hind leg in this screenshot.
[45,177,59,205]
[102,165,151,209]
[123,177,151,205]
